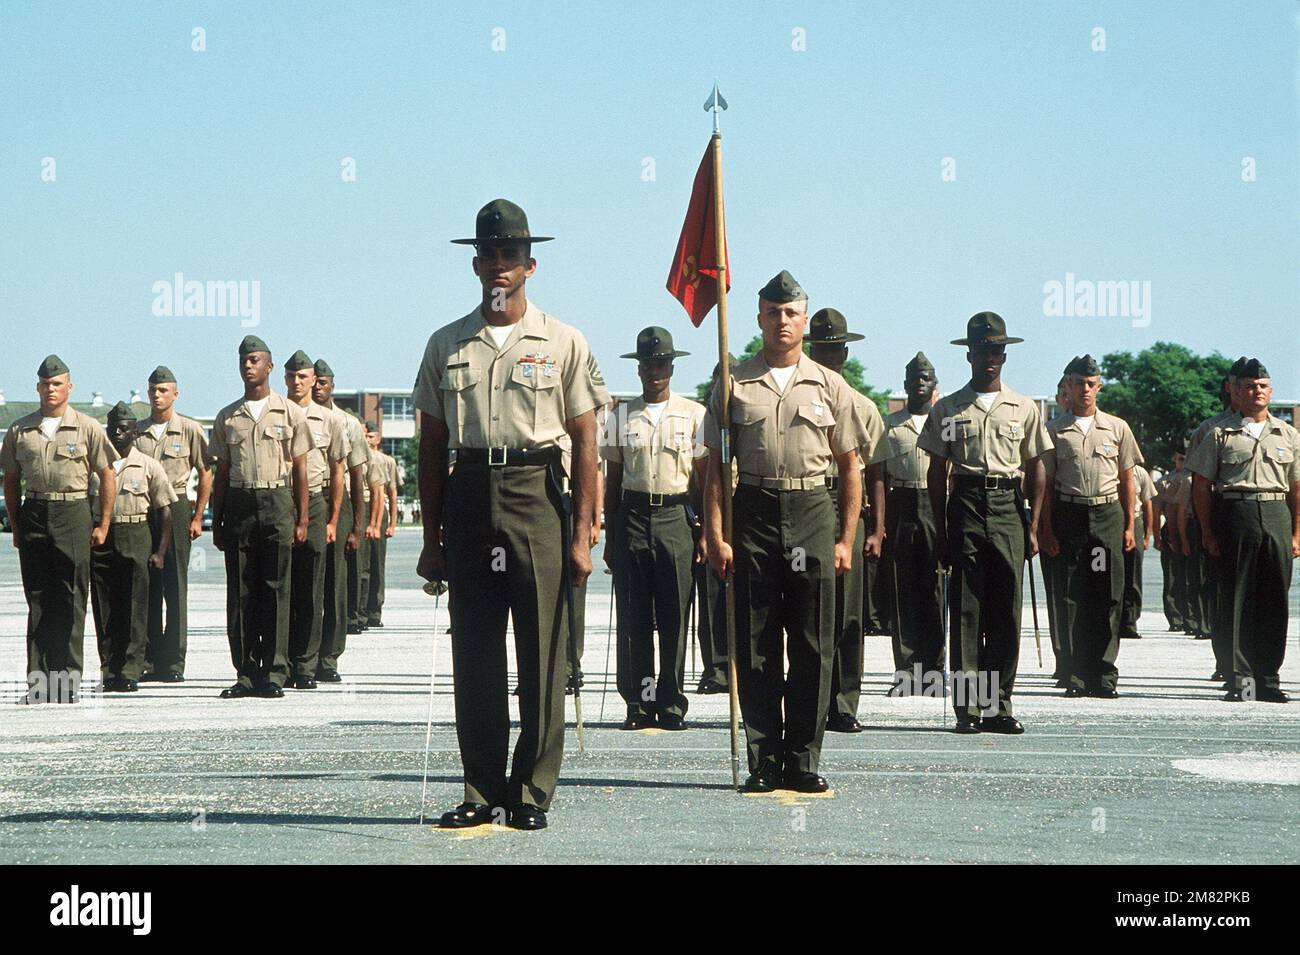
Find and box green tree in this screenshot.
[1098,342,1231,468]
[694,333,890,413]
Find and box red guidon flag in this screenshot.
[666,141,730,326]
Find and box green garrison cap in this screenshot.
[148,365,176,385]
[1066,354,1101,377]
[239,335,271,357]
[906,351,935,377]
[451,198,553,245]
[106,400,136,424]
[284,349,314,372]
[365,421,379,433]
[804,308,864,343]
[759,270,807,304]
[313,358,335,378]
[951,311,1024,346]
[1228,356,1249,379]
[621,325,690,360]
[1240,358,1270,379]
[37,354,70,378]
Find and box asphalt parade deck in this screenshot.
[1,531,1296,864]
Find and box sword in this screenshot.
[939,568,949,726]
[558,478,586,753]
[1027,555,1044,668]
[600,567,614,723]
[418,579,447,824]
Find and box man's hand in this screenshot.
[1180,536,1191,557]
[346,528,360,554]
[366,524,380,541]
[834,540,853,576]
[1292,533,1300,559]
[694,533,708,566]
[863,530,884,561]
[148,551,166,571]
[1201,531,1221,559]
[294,520,308,547]
[90,525,108,548]
[386,523,396,539]
[1027,527,1039,559]
[325,521,337,545]
[708,538,733,580]
[417,539,445,582]
[1123,528,1136,552]
[570,536,593,588]
[1039,525,1059,558]
[189,517,203,541]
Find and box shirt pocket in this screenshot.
[509,361,561,438]
[53,438,88,463]
[1265,444,1294,465]
[440,368,483,443]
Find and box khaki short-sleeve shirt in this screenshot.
[700,353,868,479]
[1045,409,1144,497]
[134,413,213,494]
[1,406,117,493]
[870,409,931,486]
[851,390,885,471]
[1186,415,1300,493]
[1134,465,1156,504]
[210,393,312,484]
[301,402,347,492]
[600,392,704,495]
[917,384,1052,478]
[411,302,610,473]
[93,447,178,519]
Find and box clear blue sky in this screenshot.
[3,1,1297,414]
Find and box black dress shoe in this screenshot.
[620,714,656,731]
[953,715,981,734]
[1054,677,1070,689]
[101,677,124,693]
[159,672,184,683]
[743,768,780,793]
[290,677,318,690]
[1120,632,1141,639]
[437,802,495,828]
[507,804,547,830]
[347,625,364,635]
[315,670,342,683]
[254,683,285,699]
[1064,686,1084,698]
[220,683,252,699]
[1211,670,1224,681]
[783,771,829,793]
[1256,688,1291,704]
[826,713,863,733]
[368,619,384,629]
[1222,690,1243,702]
[117,679,139,693]
[1194,632,1210,640]
[980,715,1025,734]
[1089,687,1119,699]
[658,713,687,731]
[696,677,727,695]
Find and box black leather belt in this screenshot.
[622,490,689,508]
[953,474,1018,491]
[457,447,559,467]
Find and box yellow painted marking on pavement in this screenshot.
[429,823,514,841]
[636,728,667,736]
[743,790,837,806]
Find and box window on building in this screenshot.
[382,396,413,421]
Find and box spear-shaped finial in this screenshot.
[704,81,728,134]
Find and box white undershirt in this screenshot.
[975,391,998,411]
[767,363,797,394]
[1075,415,1094,436]
[644,401,668,427]
[39,417,60,440]
[1243,418,1266,440]
[149,421,167,441]
[910,413,928,432]
[486,324,513,348]
[245,397,269,422]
